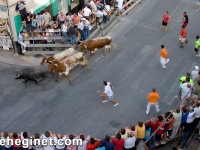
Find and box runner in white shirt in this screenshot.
[98,81,119,106]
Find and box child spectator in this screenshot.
[36,13,43,30]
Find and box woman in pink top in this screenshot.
[162,11,170,31]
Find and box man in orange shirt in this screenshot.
[146,88,160,114]
[160,45,170,69]
[179,25,187,48]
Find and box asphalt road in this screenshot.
[1,0,200,140]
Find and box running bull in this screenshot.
[15,68,46,87]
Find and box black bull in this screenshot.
[15,68,46,87]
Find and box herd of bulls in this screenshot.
[15,36,118,87]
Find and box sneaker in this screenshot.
[114,103,119,106]
[146,111,149,115]
[102,100,108,103]
[163,141,166,144]
[22,50,26,53]
[157,109,161,113]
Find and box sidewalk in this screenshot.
[0,49,42,66]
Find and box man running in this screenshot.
[182,12,188,28]
[194,35,200,57]
[98,81,119,106]
[179,26,187,48]
[162,11,170,31]
[160,45,170,69]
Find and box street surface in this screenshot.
[1,0,200,140]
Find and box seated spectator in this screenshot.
[15,1,26,21]
[95,141,105,150]
[146,117,158,148]
[12,132,22,150]
[36,12,43,30]
[87,137,100,150]
[42,10,51,28]
[123,133,136,150]
[17,31,27,53]
[1,132,12,150]
[67,12,74,23]
[74,13,81,25]
[68,24,77,45]
[180,106,189,134]
[102,135,115,150]
[40,131,54,150]
[111,133,124,150]
[78,135,90,150]
[57,11,66,28]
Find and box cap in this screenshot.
[195,66,199,71]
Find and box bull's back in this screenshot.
[53,48,76,60]
[87,38,111,50]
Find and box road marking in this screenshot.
[162,60,195,105]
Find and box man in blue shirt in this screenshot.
[102,135,115,150]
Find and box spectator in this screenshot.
[15,1,26,21]
[25,13,32,33]
[166,112,174,139]
[18,31,27,53]
[87,137,100,150]
[123,133,136,150]
[180,83,191,108]
[111,133,124,150]
[36,12,43,30]
[73,13,81,25]
[171,109,182,139]
[125,125,137,137]
[191,80,200,100]
[102,2,110,24]
[57,11,67,28]
[116,0,123,16]
[185,106,195,133]
[33,133,43,150]
[95,141,105,150]
[78,10,84,18]
[20,132,33,150]
[195,71,200,81]
[61,21,69,44]
[31,13,37,31]
[67,12,74,23]
[52,22,59,29]
[53,134,66,150]
[96,8,103,28]
[179,107,189,134]
[155,115,165,146]
[12,132,22,150]
[83,6,92,21]
[78,135,90,150]
[192,66,199,81]
[40,131,54,150]
[102,135,115,150]
[78,20,86,41]
[83,19,90,39]
[1,132,12,150]
[193,102,200,128]
[66,134,78,150]
[96,0,104,10]
[143,123,151,147]
[68,24,77,45]
[42,10,51,27]
[88,0,98,23]
[146,117,158,148]
[116,128,128,139]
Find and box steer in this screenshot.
[40,48,76,65]
[48,52,89,84]
[79,36,117,59]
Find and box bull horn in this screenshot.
[15,73,20,78]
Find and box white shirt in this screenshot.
[181,86,191,100]
[194,107,200,118]
[90,1,97,12]
[103,5,110,15]
[20,132,33,149]
[1,137,12,148]
[192,70,198,80]
[186,111,195,123]
[78,22,84,30]
[124,137,136,149]
[53,136,66,149]
[96,10,103,18]
[62,24,68,32]
[104,82,113,96]
[116,0,123,9]
[78,136,90,150]
[83,7,91,17]
[40,134,55,150]
[84,20,90,27]
[172,112,182,127]
[42,13,51,22]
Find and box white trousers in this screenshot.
[160,57,170,68]
[146,102,160,114]
[171,126,179,138]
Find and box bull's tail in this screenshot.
[111,43,118,50]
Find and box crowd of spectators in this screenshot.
[1,67,200,150]
[16,0,127,53]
